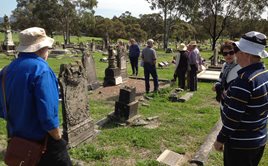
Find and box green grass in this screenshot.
[0,46,268,165]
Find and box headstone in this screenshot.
[90,42,96,52]
[58,61,95,148]
[157,149,184,166]
[158,62,165,68]
[114,86,139,121]
[2,15,15,53]
[116,43,127,80]
[165,48,173,53]
[103,46,122,86]
[81,50,100,90]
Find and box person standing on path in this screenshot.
[129,38,140,76]
[141,39,159,93]
[214,31,268,166]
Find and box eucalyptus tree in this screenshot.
[12,0,38,30]
[12,0,97,44]
[146,0,196,50]
[118,11,139,25]
[57,0,97,44]
[198,0,268,51]
[139,13,163,39]
[125,24,147,42]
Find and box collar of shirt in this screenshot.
[18,52,47,64]
[237,62,264,75]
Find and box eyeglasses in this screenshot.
[222,50,235,56]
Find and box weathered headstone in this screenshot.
[103,46,122,86]
[90,42,96,52]
[114,86,139,121]
[58,61,95,148]
[81,49,100,90]
[116,43,127,80]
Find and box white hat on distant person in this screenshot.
[234,31,268,58]
[188,41,197,46]
[178,43,187,51]
[17,27,54,53]
[147,39,154,44]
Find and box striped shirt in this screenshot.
[217,62,268,149]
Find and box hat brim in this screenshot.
[178,46,187,51]
[234,38,267,58]
[17,36,54,53]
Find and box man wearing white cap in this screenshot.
[214,31,268,166]
[0,27,71,165]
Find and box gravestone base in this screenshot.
[114,100,139,121]
[104,68,122,86]
[88,81,101,90]
[63,118,95,148]
[120,69,128,80]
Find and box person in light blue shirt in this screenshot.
[0,27,71,165]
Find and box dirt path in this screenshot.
[89,77,170,101]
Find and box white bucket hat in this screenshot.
[178,43,187,51]
[17,27,54,53]
[234,31,268,58]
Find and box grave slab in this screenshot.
[157,149,184,166]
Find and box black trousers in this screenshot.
[224,144,265,166]
[38,135,72,166]
[189,64,198,91]
[177,68,187,89]
[129,56,139,75]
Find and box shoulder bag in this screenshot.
[1,67,47,166]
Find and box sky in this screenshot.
[0,0,160,18]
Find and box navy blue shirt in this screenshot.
[129,44,140,58]
[0,53,59,141]
[217,62,268,149]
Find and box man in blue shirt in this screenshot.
[129,38,140,76]
[214,31,268,166]
[0,27,71,165]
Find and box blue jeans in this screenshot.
[143,62,159,92]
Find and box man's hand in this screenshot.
[48,128,62,140]
[214,141,224,152]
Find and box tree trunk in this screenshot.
[163,7,168,50]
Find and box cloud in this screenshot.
[95,0,160,18]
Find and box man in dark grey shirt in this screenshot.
[141,39,159,93]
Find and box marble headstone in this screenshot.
[116,45,127,80]
[81,50,100,90]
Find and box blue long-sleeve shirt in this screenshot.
[129,44,140,58]
[217,62,268,149]
[0,53,59,141]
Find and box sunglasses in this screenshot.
[222,50,235,56]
